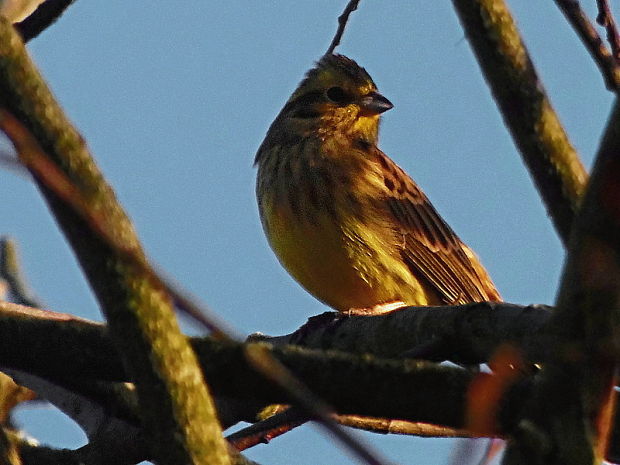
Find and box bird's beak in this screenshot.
[359,91,393,115]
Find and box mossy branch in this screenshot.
[451,0,588,245]
[0,18,229,465]
[6,299,620,462]
[503,99,620,465]
[0,300,553,380]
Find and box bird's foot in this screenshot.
[346,300,407,316]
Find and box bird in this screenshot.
[255,54,500,314]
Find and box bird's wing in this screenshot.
[374,148,501,304]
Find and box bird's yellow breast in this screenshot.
[259,189,434,312]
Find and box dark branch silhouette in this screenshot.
[16,0,75,42]
[326,0,361,55]
[554,0,620,90]
[596,0,620,63]
[4,1,620,463]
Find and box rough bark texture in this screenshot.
[452,0,588,245]
[0,18,229,465]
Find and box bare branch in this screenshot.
[8,299,620,461]
[0,17,231,465]
[16,424,262,465]
[503,95,620,465]
[0,300,553,380]
[596,0,620,62]
[0,300,526,433]
[554,0,620,90]
[452,0,588,245]
[3,368,139,440]
[255,303,553,365]
[228,407,306,450]
[244,343,390,465]
[326,0,361,55]
[333,416,467,438]
[228,408,469,451]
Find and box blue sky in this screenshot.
[0,1,614,464]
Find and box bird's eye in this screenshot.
[326,86,348,104]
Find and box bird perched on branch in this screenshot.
[255,54,500,313]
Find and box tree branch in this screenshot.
[254,303,553,364]
[596,0,620,63]
[228,407,469,451]
[0,300,554,380]
[504,99,620,464]
[227,407,307,450]
[326,0,361,55]
[451,0,588,245]
[0,18,229,465]
[554,0,620,90]
[6,299,620,461]
[0,301,535,435]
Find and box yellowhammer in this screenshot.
[255,54,500,313]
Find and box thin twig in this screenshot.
[326,0,361,55]
[227,407,307,450]
[503,97,620,465]
[553,0,620,90]
[333,416,468,437]
[228,408,470,451]
[244,343,390,465]
[596,0,620,61]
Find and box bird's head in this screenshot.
[281,54,393,141]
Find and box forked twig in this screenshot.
[326,0,361,55]
[553,0,620,90]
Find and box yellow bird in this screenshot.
[255,54,500,313]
